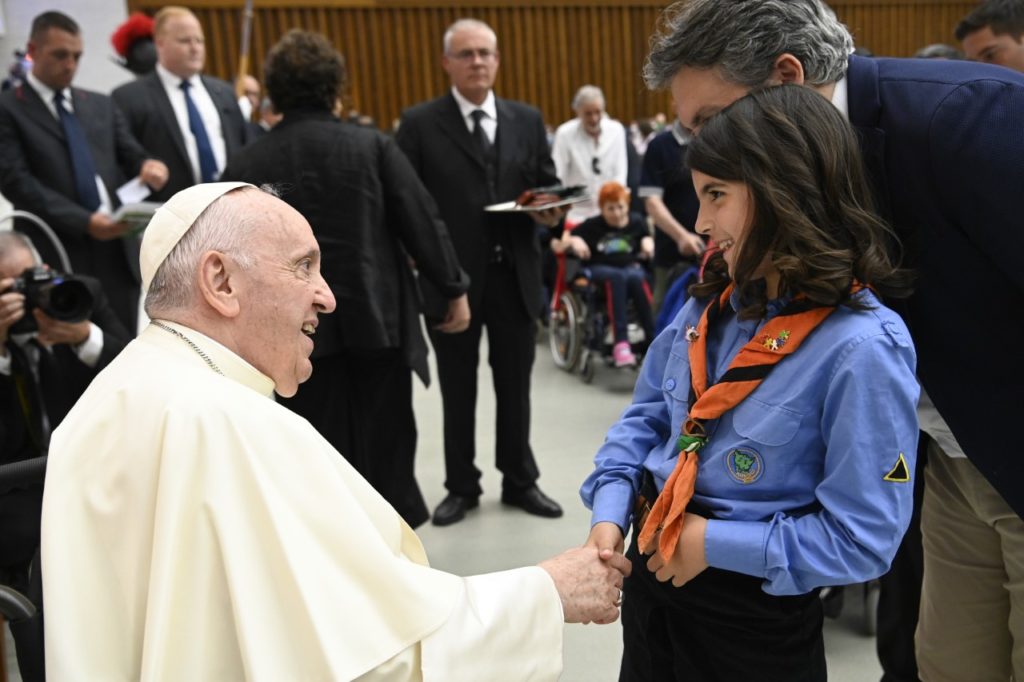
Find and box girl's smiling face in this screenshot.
[692,169,779,295]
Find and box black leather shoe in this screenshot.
[432,494,479,526]
[501,485,563,518]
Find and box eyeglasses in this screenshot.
[450,48,497,62]
[592,157,601,175]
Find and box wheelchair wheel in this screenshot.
[549,291,583,371]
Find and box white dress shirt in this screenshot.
[551,115,627,223]
[451,87,497,144]
[155,63,227,183]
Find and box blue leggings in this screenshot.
[586,263,654,343]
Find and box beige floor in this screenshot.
[3,330,884,681]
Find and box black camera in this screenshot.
[8,267,94,334]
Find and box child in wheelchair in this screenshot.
[563,181,655,368]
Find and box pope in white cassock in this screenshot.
[40,182,629,681]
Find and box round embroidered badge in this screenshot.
[725,447,764,484]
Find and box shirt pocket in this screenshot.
[730,397,803,447]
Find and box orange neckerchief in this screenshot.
[638,282,851,559]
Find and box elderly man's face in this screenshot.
[443,25,499,104]
[233,194,336,397]
[577,99,604,136]
[156,13,206,79]
[962,26,1024,72]
[670,66,751,136]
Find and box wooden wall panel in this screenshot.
[127,1,977,129]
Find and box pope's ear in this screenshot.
[769,53,806,85]
[197,250,242,318]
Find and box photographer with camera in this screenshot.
[0,230,128,593]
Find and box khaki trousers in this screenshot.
[916,442,1024,681]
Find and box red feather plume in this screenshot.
[110,13,155,57]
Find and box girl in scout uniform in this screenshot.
[580,85,919,681]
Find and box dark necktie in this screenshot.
[470,109,493,156]
[180,80,218,183]
[53,91,101,211]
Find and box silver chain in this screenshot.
[152,321,224,375]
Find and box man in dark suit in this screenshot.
[0,11,169,332]
[222,30,470,529]
[112,6,248,202]
[636,1,1024,680]
[0,231,129,592]
[397,19,564,526]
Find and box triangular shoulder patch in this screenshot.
[883,452,910,483]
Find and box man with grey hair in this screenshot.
[605,1,1024,680]
[550,84,628,224]
[41,182,630,680]
[398,18,565,527]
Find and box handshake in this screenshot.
[537,525,631,625]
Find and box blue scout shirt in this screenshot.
[581,288,919,595]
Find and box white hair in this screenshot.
[442,18,497,54]
[572,84,605,111]
[143,186,279,315]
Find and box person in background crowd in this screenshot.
[0,10,169,331]
[397,18,565,527]
[112,5,249,202]
[551,85,628,225]
[956,0,1024,71]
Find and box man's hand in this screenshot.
[88,212,130,241]
[676,230,705,257]
[642,513,709,588]
[531,205,566,227]
[585,521,625,560]
[433,294,470,333]
[538,545,631,625]
[0,278,26,348]
[139,159,169,191]
[33,310,90,348]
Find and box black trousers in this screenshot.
[427,261,540,497]
[279,348,429,528]
[876,433,928,682]
[620,533,827,682]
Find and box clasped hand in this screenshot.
[640,512,709,588]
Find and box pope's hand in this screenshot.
[642,512,709,588]
[538,545,630,625]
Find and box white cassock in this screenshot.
[41,321,563,681]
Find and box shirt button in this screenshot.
[665,378,676,391]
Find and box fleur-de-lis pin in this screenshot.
[685,325,700,343]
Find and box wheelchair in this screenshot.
[548,251,653,383]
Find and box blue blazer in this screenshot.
[847,55,1024,516]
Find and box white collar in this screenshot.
[829,74,850,121]
[156,62,201,91]
[451,87,496,121]
[670,119,691,145]
[26,70,68,106]
[145,320,277,398]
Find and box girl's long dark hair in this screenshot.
[687,84,912,318]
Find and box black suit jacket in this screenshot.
[0,83,147,291]
[0,276,129,572]
[396,93,559,317]
[847,55,1024,515]
[111,72,248,201]
[221,110,468,383]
